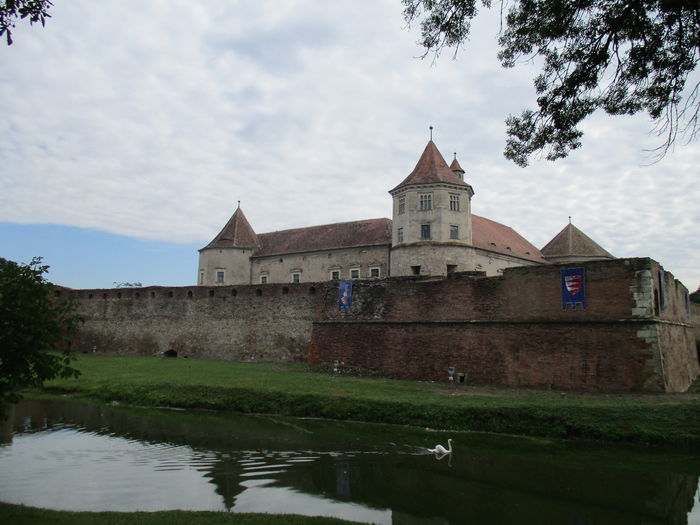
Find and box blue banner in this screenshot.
[338,281,353,312]
[561,267,586,310]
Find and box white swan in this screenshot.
[428,438,453,454]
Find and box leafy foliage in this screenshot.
[0,0,53,46]
[403,0,700,166]
[690,286,700,303]
[0,257,81,410]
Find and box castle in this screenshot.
[64,140,698,393]
[197,141,614,286]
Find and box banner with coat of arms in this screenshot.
[338,281,353,312]
[561,267,586,310]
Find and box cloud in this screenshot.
[1,0,698,288]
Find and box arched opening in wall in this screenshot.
[309,287,316,295]
[168,291,174,298]
[256,289,262,296]
[151,292,156,298]
[135,292,140,298]
[282,287,289,295]
[117,292,122,299]
[187,291,193,298]
[102,293,108,299]
[209,290,215,297]
[163,349,178,358]
[231,289,237,296]
[88,294,93,299]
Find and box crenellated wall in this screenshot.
[66,283,321,362]
[63,257,699,392]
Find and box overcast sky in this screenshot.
[1,0,698,290]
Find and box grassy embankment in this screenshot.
[0,503,358,525]
[38,354,700,448]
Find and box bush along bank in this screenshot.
[40,380,700,449]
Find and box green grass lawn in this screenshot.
[0,503,360,525]
[38,354,700,447]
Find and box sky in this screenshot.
[1,0,698,291]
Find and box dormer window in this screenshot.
[419,194,432,211]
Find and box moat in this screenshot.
[1,398,699,524]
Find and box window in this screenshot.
[450,195,460,211]
[331,270,340,280]
[450,225,459,240]
[260,275,268,284]
[199,270,204,285]
[370,267,380,278]
[421,224,431,240]
[216,270,225,284]
[419,194,432,210]
[350,268,360,279]
[398,227,404,243]
[411,265,421,275]
[398,196,405,215]
[292,273,300,283]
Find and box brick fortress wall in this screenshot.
[64,257,698,392]
[310,258,698,392]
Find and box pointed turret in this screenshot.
[541,222,614,263]
[389,140,475,277]
[390,141,472,193]
[198,205,259,286]
[449,156,465,180]
[202,206,259,250]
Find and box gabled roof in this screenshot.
[541,223,614,259]
[472,215,546,263]
[390,141,472,193]
[201,207,259,250]
[254,218,392,257]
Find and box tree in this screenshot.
[403,0,700,166]
[691,286,700,304]
[0,0,53,46]
[0,257,81,414]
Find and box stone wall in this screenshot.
[310,258,699,392]
[64,257,698,392]
[67,283,320,361]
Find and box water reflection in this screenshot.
[0,398,699,524]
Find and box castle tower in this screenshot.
[389,141,475,277]
[197,205,260,285]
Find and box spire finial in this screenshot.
[568,215,571,224]
[238,200,241,209]
[429,126,433,141]
[454,152,457,160]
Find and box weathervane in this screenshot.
[429,126,433,141]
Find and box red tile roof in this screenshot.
[202,207,260,250]
[254,218,392,257]
[471,214,546,263]
[249,214,543,263]
[390,141,472,193]
[449,157,464,174]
